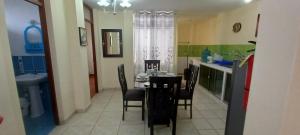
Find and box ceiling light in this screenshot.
[97,0,110,7]
[120,0,132,8]
[244,0,253,4]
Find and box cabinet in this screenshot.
[199,65,232,101]
[199,65,210,90]
[224,74,232,103]
[177,22,192,44]
[214,70,224,98]
[177,19,217,45]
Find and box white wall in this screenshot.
[94,10,134,89]
[65,0,91,112]
[176,1,260,74]
[279,46,300,135]
[176,1,260,45]
[244,0,300,135]
[44,0,76,121]
[44,0,90,121]
[217,1,260,44]
[0,0,26,134]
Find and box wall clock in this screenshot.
[233,22,242,33]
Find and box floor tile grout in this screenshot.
[88,96,111,135]
[50,86,227,135]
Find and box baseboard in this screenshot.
[59,111,76,125]
[76,103,91,113]
[58,103,92,124]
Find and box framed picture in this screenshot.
[79,27,87,46]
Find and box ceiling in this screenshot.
[84,0,250,16]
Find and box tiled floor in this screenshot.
[50,85,227,135]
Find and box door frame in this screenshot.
[84,4,99,94]
[24,0,59,124]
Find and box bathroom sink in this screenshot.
[16,73,47,86]
[16,73,47,118]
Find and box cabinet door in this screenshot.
[214,70,224,99]
[199,65,210,89]
[177,22,192,43]
[208,68,216,93]
[224,74,232,103]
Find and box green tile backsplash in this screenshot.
[178,44,255,61]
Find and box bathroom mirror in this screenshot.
[102,29,123,57]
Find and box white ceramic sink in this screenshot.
[16,73,48,86]
[16,73,48,118]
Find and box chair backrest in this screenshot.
[184,64,193,81]
[144,60,160,72]
[186,65,200,97]
[148,76,182,124]
[118,64,128,97]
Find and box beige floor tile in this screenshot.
[67,112,101,126]
[52,86,229,135]
[96,111,122,127]
[199,110,219,118]
[118,124,145,135]
[62,126,93,135]
[96,116,121,127]
[176,120,200,135]
[192,118,214,130]
[86,104,106,113]
[206,118,225,129]
[155,126,172,135]
[91,125,119,135]
[205,103,223,110]
[144,125,172,135]
[194,104,210,110]
[177,109,190,119]
[120,110,145,125]
[214,110,227,119]
[198,129,218,135]
[216,130,225,135]
[49,125,67,135]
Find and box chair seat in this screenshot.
[125,88,145,101]
[179,89,192,99]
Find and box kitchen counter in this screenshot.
[192,58,233,103]
[192,59,233,74]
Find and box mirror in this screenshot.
[102,29,123,57]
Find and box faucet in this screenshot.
[34,67,38,74]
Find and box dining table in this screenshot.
[134,71,177,88]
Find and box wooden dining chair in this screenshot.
[117,64,145,121]
[178,64,199,119]
[148,76,182,135]
[144,60,160,72]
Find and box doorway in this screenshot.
[4,0,59,134]
[84,4,99,97]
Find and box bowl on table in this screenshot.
[136,73,149,82]
[159,71,168,75]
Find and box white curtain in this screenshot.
[133,11,175,74]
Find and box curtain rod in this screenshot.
[138,10,176,15]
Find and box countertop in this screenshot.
[192,59,233,74]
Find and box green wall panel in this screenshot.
[178,44,255,61]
